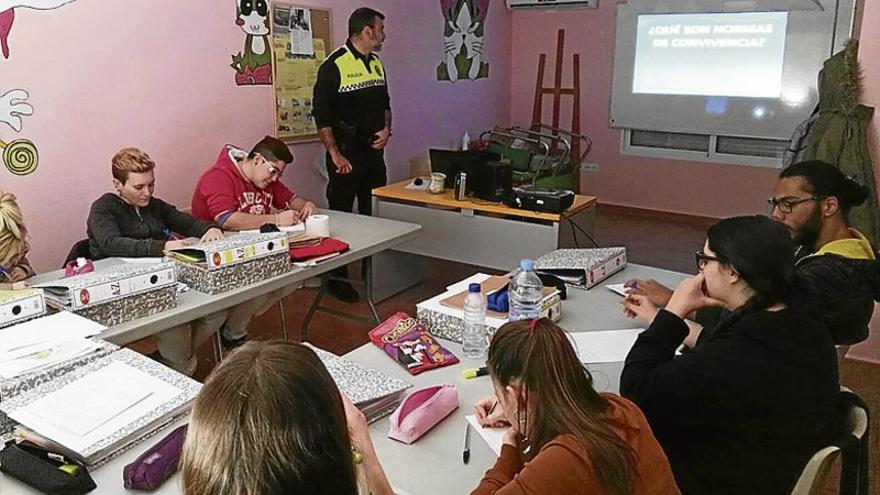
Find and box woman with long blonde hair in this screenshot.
[472,318,679,494]
[0,191,35,283]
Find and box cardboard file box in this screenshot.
[0,289,46,329]
[415,274,562,343]
[535,247,627,289]
[32,262,178,327]
[168,232,291,295]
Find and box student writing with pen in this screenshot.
[85,148,226,376]
[190,136,317,350]
[471,318,679,495]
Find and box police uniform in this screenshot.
[313,40,390,216]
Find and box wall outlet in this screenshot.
[580,162,599,172]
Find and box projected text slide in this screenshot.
[632,12,789,98]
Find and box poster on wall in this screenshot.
[231,0,272,86]
[438,0,490,82]
[0,88,38,176]
[271,4,331,142]
[0,0,79,59]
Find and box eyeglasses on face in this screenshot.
[257,154,284,178]
[694,251,722,272]
[766,196,822,214]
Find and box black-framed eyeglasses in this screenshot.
[766,196,822,214]
[695,251,722,272]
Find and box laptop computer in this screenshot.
[428,149,498,188]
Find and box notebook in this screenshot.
[0,348,201,467]
[310,345,411,423]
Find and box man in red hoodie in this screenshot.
[192,136,316,348]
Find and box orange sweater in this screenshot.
[470,394,680,495]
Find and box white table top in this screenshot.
[27,210,421,346]
[1,263,686,495]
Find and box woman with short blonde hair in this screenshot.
[0,191,35,283]
[111,147,156,183]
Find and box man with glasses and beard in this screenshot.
[191,135,316,350]
[626,160,880,360]
[767,160,879,356]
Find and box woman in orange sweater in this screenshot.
[471,318,679,495]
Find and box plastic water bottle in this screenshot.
[462,283,488,359]
[509,259,543,321]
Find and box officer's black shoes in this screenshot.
[328,280,360,303]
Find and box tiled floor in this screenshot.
[147,204,877,493]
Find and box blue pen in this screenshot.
[0,265,10,281]
[163,228,174,240]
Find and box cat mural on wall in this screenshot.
[438,0,490,82]
[231,0,272,86]
[0,0,78,59]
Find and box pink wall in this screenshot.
[848,0,880,363]
[509,5,778,218]
[1,0,511,271]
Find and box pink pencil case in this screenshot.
[388,384,459,444]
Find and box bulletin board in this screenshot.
[271,4,332,143]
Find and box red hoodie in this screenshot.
[191,146,295,225]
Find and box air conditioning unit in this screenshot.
[506,0,598,10]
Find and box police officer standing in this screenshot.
[313,7,391,302]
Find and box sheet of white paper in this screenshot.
[11,361,181,454]
[445,273,493,292]
[0,311,106,356]
[567,329,645,363]
[465,414,508,457]
[292,251,341,268]
[0,339,101,379]
[118,257,165,264]
[404,179,430,191]
[606,283,631,297]
[241,223,306,235]
[289,8,314,56]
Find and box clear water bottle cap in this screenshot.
[468,283,482,293]
[520,259,535,271]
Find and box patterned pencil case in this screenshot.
[387,384,458,444]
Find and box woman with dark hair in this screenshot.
[621,216,839,494]
[180,340,393,495]
[626,160,879,356]
[471,318,680,495]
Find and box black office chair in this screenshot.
[63,239,92,268]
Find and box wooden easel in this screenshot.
[531,29,582,184]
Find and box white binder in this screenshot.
[166,232,288,271]
[535,247,628,289]
[32,262,177,311]
[0,289,46,328]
